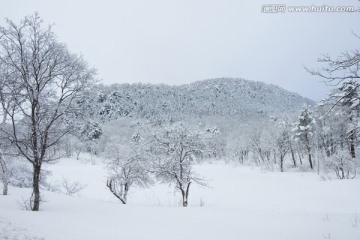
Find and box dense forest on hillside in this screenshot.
[84,78,313,124]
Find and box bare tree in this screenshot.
[106,144,152,204]
[248,126,272,166]
[270,118,292,172]
[0,13,95,210]
[152,123,211,207]
[307,46,359,85]
[103,122,153,204]
[307,37,360,159]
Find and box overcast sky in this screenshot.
[1,0,359,101]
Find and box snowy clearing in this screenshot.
[1,158,360,240]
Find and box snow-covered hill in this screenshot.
[92,78,313,123]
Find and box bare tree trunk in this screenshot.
[106,179,127,204]
[307,145,313,170]
[298,152,303,165]
[239,150,245,164]
[76,148,81,160]
[349,129,356,158]
[0,154,8,195]
[32,164,41,211]
[123,183,129,204]
[265,151,270,163]
[279,153,286,172]
[273,150,276,164]
[180,189,187,207]
[280,156,284,172]
[303,132,314,170]
[181,182,191,207]
[290,147,297,167]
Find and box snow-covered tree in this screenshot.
[269,117,293,172]
[151,122,212,207]
[102,119,152,204]
[321,80,360,158]
[307,39,360,159]
[315,109,338,159]
[75,120,103,159]
[315,97,359,177]
[325,150,357,179]
[0,14,95,210]
[106,142,151,204]
[248,122,273,166]
[293,105,316,170]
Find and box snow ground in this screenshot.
[1,158,360,240]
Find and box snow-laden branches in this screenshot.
[151,122,212,207]
[0,13,96,211]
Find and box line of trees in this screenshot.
[234,99,358,178]
[233,39,360,176]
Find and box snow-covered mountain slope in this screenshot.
[94,78,314,122]
[181,78,314,116]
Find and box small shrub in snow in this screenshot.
[61,178,87,196]
[17,191,46,211]
[325,151,356,179]
[8,162,33,188]
[17,197,33,211]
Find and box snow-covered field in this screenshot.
[1,158,360,240]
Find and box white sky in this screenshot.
[1,0,359,101]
